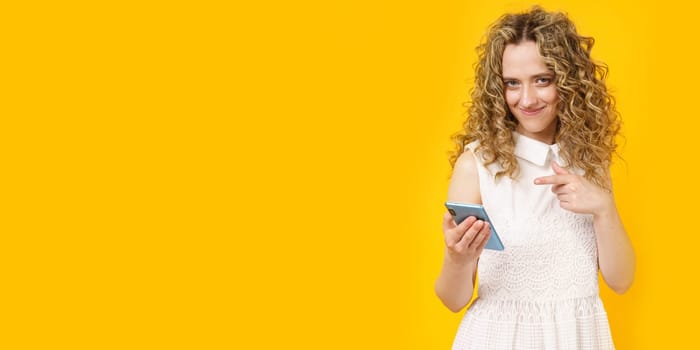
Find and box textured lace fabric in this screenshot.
[452,133,614,350]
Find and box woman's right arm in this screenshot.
[434,150,491,313]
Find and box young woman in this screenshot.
[434,6,635,349]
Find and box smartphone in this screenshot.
[444,201,504,251]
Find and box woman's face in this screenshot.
[502,40,559,144]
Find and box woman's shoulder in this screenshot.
[458,140,498,172]
[454,145,480,174]
[448,148,482,203]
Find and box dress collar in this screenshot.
[513,132,560,167]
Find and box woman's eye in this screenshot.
[504,81,518,87]
[536,78,552,84]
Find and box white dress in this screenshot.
[452,132,614,350]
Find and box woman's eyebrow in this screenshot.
[502,72,554,80]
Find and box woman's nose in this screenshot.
[519,86,537,108]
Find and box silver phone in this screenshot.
[445,201,505,251]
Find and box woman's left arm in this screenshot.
[535,162,636,294]
[591,192,636,294]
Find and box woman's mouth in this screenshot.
[519,107,545,116]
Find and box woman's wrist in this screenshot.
[444,249,478,270]
[593,197,618,221]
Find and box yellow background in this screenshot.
[0,0,696,348]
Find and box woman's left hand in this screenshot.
[534,162,614,216]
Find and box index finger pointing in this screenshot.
[534,174,572,185]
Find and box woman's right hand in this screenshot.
[442,211,491,265]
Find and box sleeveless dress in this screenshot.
[451,132,615,350]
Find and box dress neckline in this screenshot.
[512,131,561,167]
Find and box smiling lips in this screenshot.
[519,106,545,116]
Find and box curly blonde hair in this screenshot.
[450,6,620,189]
